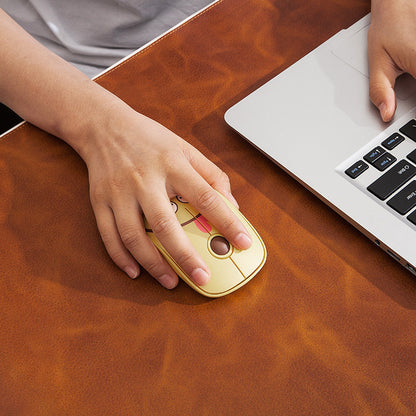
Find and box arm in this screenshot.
[368,0,416,122]
[0,9,252,289]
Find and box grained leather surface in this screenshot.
[3,0,416,414]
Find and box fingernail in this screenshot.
[125,266,139,279]
[235,232,252,250]
[379,102,388,121]
[191,268,210,286]
[159,274,177,290]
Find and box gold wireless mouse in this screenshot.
[145,192,267,297]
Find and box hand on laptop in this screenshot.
[368,0,416,122]
[0,10,252,289]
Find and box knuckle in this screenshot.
[220,214,239,234]
[175,249,196,269]
[90,175,131,205]
[151,214,176,236]
[98,229,131,267]
[108,175,129,194]
[110,249,129,268]
[90,184,106,205]
[99,227,114,248]
[369,79,385,91]
[163,151,181,171]
[144,259,165,277]
[196,189,218,212]
[119,225,141,248]
[109,169,145,196]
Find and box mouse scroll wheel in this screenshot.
[210,235,231,256]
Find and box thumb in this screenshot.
[368,35,400,122]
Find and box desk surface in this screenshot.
[2,0,416,414]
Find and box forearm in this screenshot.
[371,0,403,11]
[370,0,408,20]
[0,9,129,158]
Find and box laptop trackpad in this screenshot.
[331,25,416,101]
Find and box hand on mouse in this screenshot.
[83,106,253,289]
[368,0,416,122]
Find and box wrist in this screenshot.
[57,83,136,163]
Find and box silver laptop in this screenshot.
[225,14,416,275]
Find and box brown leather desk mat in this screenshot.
[2,0,416,414]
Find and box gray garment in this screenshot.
[1,0,212,77]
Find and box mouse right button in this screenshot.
[230,228,266,278]
[200,256,245,296]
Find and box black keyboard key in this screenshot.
[345,160,369,179]
[399,119,416,142]
[373,153,396,171]
[367,159,416,200]
[387,181,416,214]
[364,146,385,164]
[382,133,405,150]
[408,149,416,164]
[408,210,416,225]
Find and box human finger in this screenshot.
[183,142,240,208]
[368,31,399,122]
[139,187,211,286]
[92,202,141,280]
[112,197,179,289]
[170,161,252,251]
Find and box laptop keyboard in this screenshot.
[343,118,416,226]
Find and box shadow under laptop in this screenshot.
[192,106,416,310]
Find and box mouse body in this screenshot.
[145,193,266,297]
